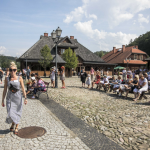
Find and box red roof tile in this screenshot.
[123,60,147,64]
[132,49,146,54]
[102,45,147,65]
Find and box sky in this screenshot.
[0,0,150,57]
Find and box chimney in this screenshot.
[44,33,48,37]
[113,47,116,54]
[135,45,138,49]
[70,36,74,39]
[122,45,125,53]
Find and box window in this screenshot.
[140,55,143,60]
[134,54,137,60]
[61,49,65,54]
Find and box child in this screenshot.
[86,74,91,88]
[26,77,37,95]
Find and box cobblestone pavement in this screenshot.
[43,76,150,150]
[0,78,90,150]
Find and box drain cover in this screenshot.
[17,126,46,139]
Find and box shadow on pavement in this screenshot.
[0,129,10,135]
[133,102,150,106]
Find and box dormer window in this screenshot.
[134,54,137,60]
[61,49,65,54]
[140,55,143,60]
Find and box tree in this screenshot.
[39,45,53,76]
[94,51,109,58]
[62,47,78,77]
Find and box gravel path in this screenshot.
[45,76,150,150]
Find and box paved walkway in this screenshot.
[0,79,90,150]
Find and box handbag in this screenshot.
[9,83,19,93]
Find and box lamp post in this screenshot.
[125,58,131,70]
[51,27,62,88]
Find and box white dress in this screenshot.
[86,77,91,85]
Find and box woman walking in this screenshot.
[60,66,65,88]
[1,62,27,135]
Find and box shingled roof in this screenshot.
[19,34,105,63]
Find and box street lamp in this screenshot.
[51,27,62,88]
[125,58,131,70]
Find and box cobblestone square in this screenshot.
[0,78,90,150]
[44,76,150,150]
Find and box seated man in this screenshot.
[31,76,46,99]
[102,75,109,91]
[133,74,148,101]
[26,77,37,95]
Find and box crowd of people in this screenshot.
[80,67,150,102]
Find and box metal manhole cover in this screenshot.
[17,126,46,139]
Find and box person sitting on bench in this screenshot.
[91,71,100,89]
[102,75,109,91]
[113,76,122,93]
[31,76,46,99]
[108,76,116,92]
[133,74,148,101]
[26,77,37,95]
[125,75,139,99]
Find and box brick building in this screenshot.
[102,45,148,70]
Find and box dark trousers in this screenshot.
[33,87,44,94]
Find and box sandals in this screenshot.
[14,127,18,135]
[10,123,15,132]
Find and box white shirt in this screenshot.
[51,70,55,80]
[139,78,148,88]
[103,78,109,83]
[127,70,132,75]
[122,70,126,74]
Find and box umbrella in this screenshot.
[114,66,125,70]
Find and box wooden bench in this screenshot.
[37,81,50,99]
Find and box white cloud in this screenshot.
[64,0,150,27]
[74,20,137,50]
[138,14,149,24]
[89,14,97,20]
[0,46,6,54]
[63,7,85,23]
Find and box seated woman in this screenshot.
[113,76,122,93]
[26,77,37,95]
[118,75,133,96]
[124,75,139,99]
[91,71,100,89]
[133,74,148,101]
[31,76,46,99]
[109,76,116,92]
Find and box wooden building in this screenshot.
[17,33,115,76]
[102,45,148,70]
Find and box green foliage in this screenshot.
[39,45,53,75]
[94,51,109,58]
[127,31,150,56]
[62,47,78,69]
